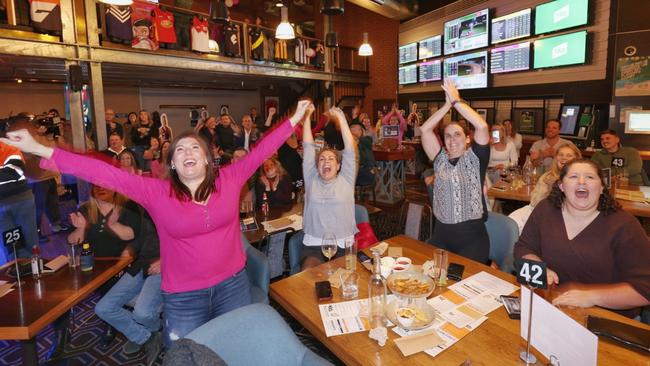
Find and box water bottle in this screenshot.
[522,155,533,186]
[368,250,387,329]
[80,242,94,271]
[31,245,44,280]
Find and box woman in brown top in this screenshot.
[514,159,650,316]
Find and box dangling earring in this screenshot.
[171,163,176,170]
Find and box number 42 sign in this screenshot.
[515,258,548,289]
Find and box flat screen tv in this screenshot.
[492,8,531,44]
[535,0,589,35]
[443,50,488,89]
[625,111,650,134]
[418,60,442,82]
[490,42,531,74]
[399,43,418,64]
[399,64,418,85]
[533,30,587,69]
[443,8,489,55]
[418,35,442,60]
[558,104,581,135]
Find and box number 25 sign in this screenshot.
[515,258,548,289]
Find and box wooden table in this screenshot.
[372,147,416,204]
[488,182,650,218]
[0,257,131,365]
[270,235,650,366]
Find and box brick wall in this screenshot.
[331,3,399,116]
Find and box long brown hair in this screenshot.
[166,131,217,202]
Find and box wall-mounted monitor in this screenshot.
[418,35,442,59]
[443,50,488,89]
[490,42,531,74]
[558,104,581,135]
[443,8,489,55]
[418,60,442,82]
[492,8,531,44]
[533,30,587,69]
[625,111,650,134]
[535,0,589,35]
[399,43,418,64]
[399,64,418,85]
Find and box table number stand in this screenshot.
[514,258,549,365]
[3,226,26,287]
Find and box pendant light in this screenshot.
[275,6,295,40]
[98,0,133,5]
[358,32,373,56]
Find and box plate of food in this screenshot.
[385,299,436,330]
[386,271,435,299]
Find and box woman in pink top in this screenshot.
[2,100,313,348]
[381,103,407,144]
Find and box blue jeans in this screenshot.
[95,271,162,345]
[162,268,252,348]
[29,178,62,228]
[0,193,38,261]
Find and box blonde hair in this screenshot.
[543,144,582,184]
[84,187,128,225]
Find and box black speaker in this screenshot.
[325,32,338,48]
[68,65,83,92]
[321,0,344,16]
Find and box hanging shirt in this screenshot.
[131,1,158,50]
[172,10,192,50]
[29,0,62,35]
[191,16,210,53]
[106,5,132,43]
[274,40,287,61]
[153,7,176,44]
[249,26,264,60]
[223,22,240,57]
[294,38,307,65]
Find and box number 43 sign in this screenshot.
[515,258,548,289]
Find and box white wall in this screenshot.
[139,87,260,135]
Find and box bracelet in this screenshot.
[451,99,466,108]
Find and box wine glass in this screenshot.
[321,232,338,275]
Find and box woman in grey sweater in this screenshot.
[300,106,358,269]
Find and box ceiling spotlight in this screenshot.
[276,1,283,7]
[16,78,23,84]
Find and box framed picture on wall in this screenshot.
[511,108,545,135]
[475,108,495,124]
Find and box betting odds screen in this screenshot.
[399,64,418,85]
[418,60,442,82]
[399,43,418,64]
[492,8,531,44]
[491,42,531,74]
[419,35,442,59]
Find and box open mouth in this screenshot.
[575,188,589,199]
[183,159,197,167]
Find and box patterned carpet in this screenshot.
[0,178,428,366]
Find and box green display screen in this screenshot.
[535,0,589,34]
[533,31,587,69]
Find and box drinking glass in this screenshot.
[344,237,357,271]
[68,243,80,268]
[433,249,448,286]
[321,232,338,275]
[240,201,253,219]
[341,272,359,300]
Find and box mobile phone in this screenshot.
[315,281,333,301]
[587,315,650,353]
[492,130,500,143]
[357,251,373,272]
[500,295,521,319]
[447,263,465,281]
